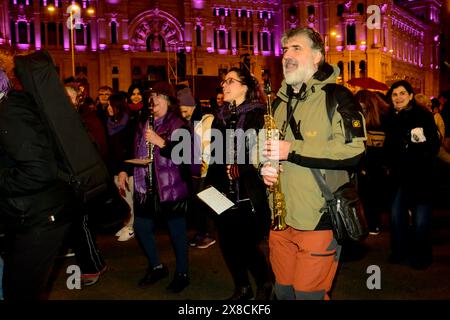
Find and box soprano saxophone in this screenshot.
[263,81,287,231]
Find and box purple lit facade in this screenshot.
[0,0,443,97]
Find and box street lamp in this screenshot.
[67,3,81,77]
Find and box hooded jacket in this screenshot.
[0,91,78,230]
[265,63,366,230]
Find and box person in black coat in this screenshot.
[206,67,272,300]
[0,67,77,300]
[384,80,440,270]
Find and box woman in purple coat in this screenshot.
[117,81,192,293]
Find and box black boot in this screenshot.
[255,282,273,300]
[227,285,254,300]
[166,273,190,293]
[138,264,169,288]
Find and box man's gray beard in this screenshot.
[283,66,314,87]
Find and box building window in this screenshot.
[346,24,356,45]
[337,61,344,77]
[262,32,269,51]
[357,3,364,15]
[10,20,16,44]
[48,22,57,45]
[196,25,202,47]
[86,24,91,47]
[359,60,366,77]
[30,22,34,45]
[41,22,46,45]
[111,21,117,44]
[307,6,315,16]
[241,31,248,47]
[219,30,226,49]
[59,23,64,46]
[75,24,84,45]
[18,21,28,44]
[337,4,344,17]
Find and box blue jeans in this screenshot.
[390,186,432,262]
[134,214,188,274]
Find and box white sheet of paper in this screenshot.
[197,186,235,215]
[125,158,151,165]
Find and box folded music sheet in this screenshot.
[197,186,235,215]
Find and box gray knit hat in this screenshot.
[177,87,196,107]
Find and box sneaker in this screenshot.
[196,235,216,249]
[81,265,107,287]
[64,248,76,258]
[369,227,381,235]
[138,264,169,288]
[166,273,190,293]
[117,226,135,242]
[188,234,203,247]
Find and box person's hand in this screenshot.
[117,171,129,196]
[146,128,166,148]
[263,140,291,160]
[226,164,239,180]
[260,163,283,187]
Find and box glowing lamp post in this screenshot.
[67,3,81,77]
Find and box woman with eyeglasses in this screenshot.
[206,67,273,300]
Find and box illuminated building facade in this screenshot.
[0,0,443,97]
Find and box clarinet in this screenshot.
[227,100,239,203]
[146,98,155,194]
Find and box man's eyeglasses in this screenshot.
[221,78,244,86]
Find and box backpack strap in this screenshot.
[322,83,365,143]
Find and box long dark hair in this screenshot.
[228,67,266,104]
[355,89,389,129]
[108,93,128,121]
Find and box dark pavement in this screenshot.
[46,206,450,301]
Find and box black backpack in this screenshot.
[14,51,110,204]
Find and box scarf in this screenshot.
[106,113,129,136]
[128,102,143,111]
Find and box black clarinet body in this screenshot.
[146,98,155,194]
[226,100,239,203]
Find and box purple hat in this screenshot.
[177,87,196,107]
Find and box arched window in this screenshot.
[359,60,366,77]
[337,61,344,77]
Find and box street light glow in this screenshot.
[47,5,55,12]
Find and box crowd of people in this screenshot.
[1,26,450,300]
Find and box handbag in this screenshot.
[311,169,368,244]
